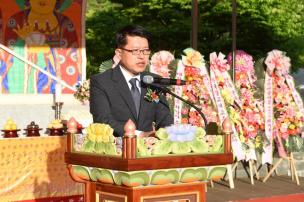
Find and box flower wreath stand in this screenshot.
[210,52,261,185]
[261,50,304,185]
[226,50,264,185]
[229,159,260,185]
[174,49,235,189]
[262,152,300,185]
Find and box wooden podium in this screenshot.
[65,120,233,202]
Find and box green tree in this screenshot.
[85,0,304,77]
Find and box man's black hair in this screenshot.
[116,25,151,48]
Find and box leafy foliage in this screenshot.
[99,59,113,73]
[85,0,304,78]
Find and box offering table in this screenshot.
[0,136,83,201]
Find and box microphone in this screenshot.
[143,75,186,86]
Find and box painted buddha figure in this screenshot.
[3,0,82,93]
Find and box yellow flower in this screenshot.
[182,95,189,100]
[283,118,290,124]
[182,48,204,68]
[86,123,114,143]
[221,89,234,105]
[296,112,303,119]
[288,124,296,130]
[277,93,283,100]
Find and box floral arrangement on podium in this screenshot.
[263,50,304,164]
[137,124,223,157]
[227,51,265,154]
[74,123,122,156]
[74,123,223,157]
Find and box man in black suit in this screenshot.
[90,25,173,137]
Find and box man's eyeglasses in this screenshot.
[120,48,151,55]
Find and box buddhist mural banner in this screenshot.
[0,0,86,94]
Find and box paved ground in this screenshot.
[206,176,304,202]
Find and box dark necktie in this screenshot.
[129,78,141,117]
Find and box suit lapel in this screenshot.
[112,66,138,120]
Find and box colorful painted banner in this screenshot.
[0,0,86,94]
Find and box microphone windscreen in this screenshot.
[142,75,154,84]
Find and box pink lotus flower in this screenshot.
[150,50,174,78]
[209,52,230,72]
[265,50,291,75]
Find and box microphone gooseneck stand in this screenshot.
[150,84,208,127]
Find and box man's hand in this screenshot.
[138,122,156,138]
[139,131,155,138]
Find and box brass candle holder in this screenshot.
[52,102,64,119]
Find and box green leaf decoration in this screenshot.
[99,59,113,73]
[180,168,207,183]
[208,167,226,180]
[114,172,123,185]
[90,168,100,181]
[91,169,114,184]
[152,140,172,155]
[100,169,115,184]
[190,140,209,153]
[115,172,149,187]
[109,135,115,143]
[151,170,179,185]
[209,136,223,153]
[197,168,208,181]
[58,0,73,13]
[171,142,191,154]
[95,142,105,154]
[195,127,206,139]
[166,170,180,184]
[72,166,90,181]
[137,138,151,157]
[82,140,95,152]
[104,143,117,155]
[155,128,169,140]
